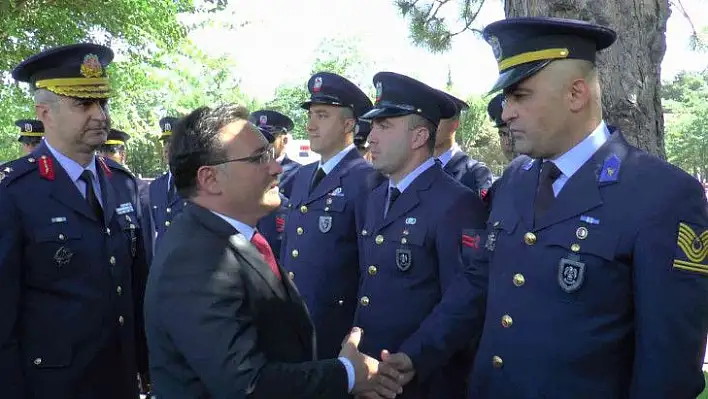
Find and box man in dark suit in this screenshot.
[144,103,403,399]
[1,43,149,398]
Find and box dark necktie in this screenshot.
[79,170,103,221]
[534,162,562,222]
[386,187,401,217]
[310,167,326,193]
[251,231,282,280]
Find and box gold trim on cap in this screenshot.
[104,140,125,145]
[35,77,111,99]
[499,48,570,71]
[19,132,44,137]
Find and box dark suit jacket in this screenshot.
[144,202,349,399]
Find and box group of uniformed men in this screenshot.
[1,14,707,399]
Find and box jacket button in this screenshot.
[58,234,66,241]
[116,286,122,295]
[165,220,171,227]
[118,315,125,326]
[375,235,384,245]
[401,237,408,245]
[337,299,344,305]
[492,355,503,368]
[300,205,308,214]
[368,265,377,276]
[361,229,368,236]
[571,243,581,252]
[360,296,370,306]
[513,274,525,287]
[523,232,536,245]
[288,271,295,280]
[296,227,304,235]
[105,227,111,235]
[33,357,42,366]
[291,249,299,258]
[501,314,513,328]
[109,256,116,265]
[166,207,171,214]
[326,198,333,205]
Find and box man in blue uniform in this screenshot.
[487,93,515,162]
[249,109,301,198]
[0,43,149,398]
[98,128,130,165]
[354,72,489,399]
[147,116,184,254]
[281,72,382,359]
[434,91,493,198]
[354,119,372,161]
[462,17,708,398]
[15,119,44,154]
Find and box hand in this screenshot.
[339,327,404,398]
[381,350,416,386]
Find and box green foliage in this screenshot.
[395,0,486,53]
[663,70,708,178]
[457,94,508,175]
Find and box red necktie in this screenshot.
[250,231,282,280]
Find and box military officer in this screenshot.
[434,91,493,198]
[147,116,185,254]
[460,17,708,398]
[354,72,489,399]
[354,119,372,161]
[487,93,515,162]
[15,119,44,154]
[1,43,149,398]
[249,109,301,198]
[98,128,130,165]
[281,71,382,359]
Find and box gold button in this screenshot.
[33,357,42,366]
[324,207,330,212]
[288,271,295,280]
[28,157,35,163]
[368,265,377,275]
[291,249,299,258]
[360,296,370,306]
[326,198,333,205]
[58,234,66,241]
[571,243,581,252]
[109,256,116,265]
[361,229,368,236]
[501,314,513,328]
[523,232,537,245]
[296,227,304,235]
[513,274,525,287]
[116,286,123,295]
[375,235,384,245]
[300,205,308,214]
[492,355,503,368]
[118,315,125,325]
[165,221,171,227]
[105,227,111,235]
[166,207,171,214]
[402,229,409,235]
[401,237,408,245]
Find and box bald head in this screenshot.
[543,59,602,118]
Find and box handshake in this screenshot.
[338,327,416,399]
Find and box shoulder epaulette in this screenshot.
[0,155,40,187]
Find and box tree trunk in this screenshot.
[504,0,670,158]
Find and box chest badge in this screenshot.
[54,246,74,267]
[558,255,586,293]
[396,248,412,271]
[318,215,332,233]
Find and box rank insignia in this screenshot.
[98,156,112,177]
[313,76,323,92]
[485,230,497,251]
[80,53,103,78]
[396,248,412,271]
[462,232,481,249]
[318,215,332,233]
[558,255,585,293]
[38,155,55,180]
[375,81,383,102]
[275,216,285,233]
[598,153,621,183]
[673,222,708,275]
[54,246,74,267]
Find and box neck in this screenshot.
[193,197,264,227]
[390,151,430,185]
[433,133,455,157]
[46,136,94,167]
[319,137,352,164]
[548,116,602,160]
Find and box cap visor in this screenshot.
[258,127,276,143]
[360,106,414,121]
[488,60,551,93]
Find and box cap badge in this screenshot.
[80,54,103,78]
[375,81,383,103]
[487,35,502,62]
[24,123,33,132]
[259,115,268,126]
[313,76,323,93]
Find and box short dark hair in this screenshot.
[98,144,124,154]
[408,114,437,153]
[18,136,42,146]
[169,103,251,198]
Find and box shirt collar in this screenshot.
[436,144,461,168]
[389,157,436,193]
[551,121,610,180]
[210,211,255,241]
[44,140,99,183]
[319,144,356,175]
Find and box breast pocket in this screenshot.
[484,214,519,264]
[28,224,84,283]
[312,196,348,234]
[389,227,426,274]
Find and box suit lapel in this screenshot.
[227,234,288,301]
[307,149,360,203]
[97,160,117,225]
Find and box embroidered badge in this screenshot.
[318,215,332,233]
[24,123,33,132]
[375,81,383,103]
[462,232,481,249]
[259,115,268,126]
[51,217,67,223]
[313,76,323,92]
[580,215,600,225]
[598,153,621,183]
[487,35,502,61]
[98,156,112,177]
[485,230,497,251]
[80,54,103,78]
[116,202,135,215]
[558,255,586,293]
[54,246,74,267]
[673,222,708,275]
[405,217,417,225]
[396,248,412,271]
[38,155,54,181]
[329,187,344,197]
[275,216,285,233]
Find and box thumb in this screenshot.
[346,327,363,348]
[381,349,391,362]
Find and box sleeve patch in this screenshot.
[673,222,708,275]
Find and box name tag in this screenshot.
[116,202,135,215]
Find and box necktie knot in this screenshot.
[310,167,326,193]
[389,187,401,205]
[540,162,561,182]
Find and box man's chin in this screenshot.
[261,186,282,210]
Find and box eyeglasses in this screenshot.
[207,146,276,166]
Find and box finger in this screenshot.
[381,352,409,371]
[374,373,403,395]
[346,327,362,347]
[377,361,403,381]
[372,380,400,399]
[380,349,391,362]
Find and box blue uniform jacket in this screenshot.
[468,130,708,399]
[353,163,489,399]
[443,151,493,198]
[281,148,383,359]
[278,155,301,199]
[147,172,186,255]
[0,143,149,398]
[257,194,290,263]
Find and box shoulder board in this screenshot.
[0,155,40,187]
[99,156,135,179]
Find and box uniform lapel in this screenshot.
[443,151,467,177]
[376,164,438,231]
[368,181,389,232]
[514,158,540,230]
[306,149,360,203]
[96,159,117,225]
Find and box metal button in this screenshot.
[105,227,111,235]
[109,256,116,265]
[571,243,581,253]
[523,232,537,246]
[324,207,330,212]
[288,271,295,280]
[576,227,588,240]
[165,221,171,227]
[118,315,125,325]
[361,229,368,236]
[58,234,66,241]
[326,198,333,205]
[33,357,42,366]
[360,296,370,306]
[501,314,513,328]
[337,299,344,305]
[116,286,123,295]
[28,157,35,163]
[513,274,525,287]
[166,207,171,214]
[401,237,408,245]
[368,265,377,276]
[296,227,304,235]
[492,355,503,368]
[291,249,299,258]
[493,221,500,227]
[375,235,384,245]
[402,229,409,235]
[300,205,308,214]
[129,223,136,230]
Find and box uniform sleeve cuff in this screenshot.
[338,356,355,393]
